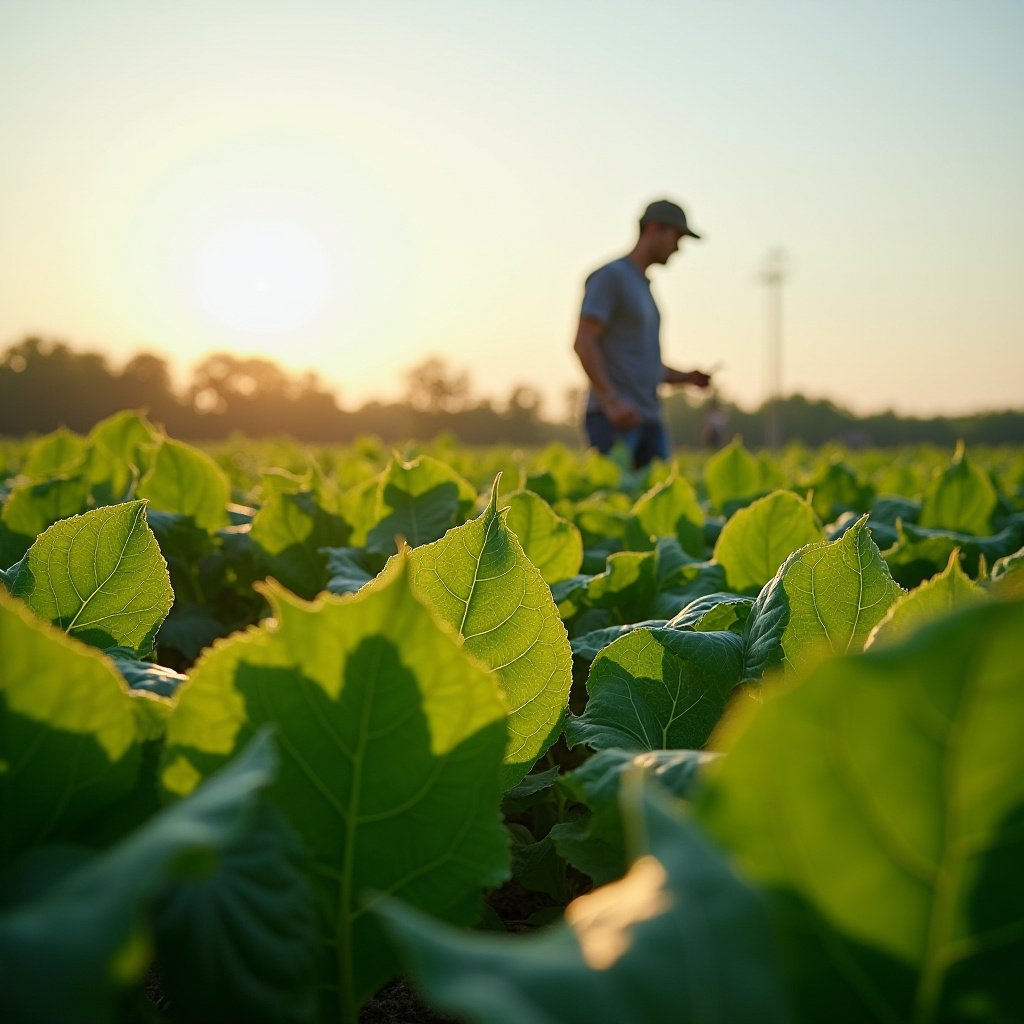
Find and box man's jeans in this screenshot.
[585,410,670,469]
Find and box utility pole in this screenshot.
[761,248,788,450]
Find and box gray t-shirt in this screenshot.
[580,256,664,421]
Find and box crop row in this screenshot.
[1,412,1022,1023]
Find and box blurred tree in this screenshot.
[403,356,471,413]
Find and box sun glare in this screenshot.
[190,216,334,336]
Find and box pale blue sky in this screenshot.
[1,0,1021,418]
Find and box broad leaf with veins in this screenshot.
[161,552,508,1023]
[4,500,173,656]
[404,481,573,788]
[699,600,1024,1024]
[742,515,903,680]
[565,628,743,752]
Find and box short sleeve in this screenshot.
[580,264,619,325]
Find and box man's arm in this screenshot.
[662,364,712,388]
[573,316,642,428]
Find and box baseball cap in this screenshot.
[640,199,702,239]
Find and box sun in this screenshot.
[190,215,334,336]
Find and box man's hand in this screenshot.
[601,394,643,428]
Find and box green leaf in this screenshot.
[405,481,573,788]
[0,730,316,1024]
[377,778,792,1024]
[566,628,744,752]
[505,488,584,584]
[152,801,319,1024]
[704,437,765,511]
[671,592,754,633]
[20,427,87,480]
[161,553,509,1022]
[138,437,230,533]
[579,550,659,621]
[323,545,378,596]
[806,460,874,523]
[551,749,720,885]
[107,647,187,698]
[629,471,705,556]
[5,500,174,655]
[366,453,477,556]
[698,600,1024,1024]
[742,516,903,680]
[0,473,91,566]
[713,490,824,593]
[867,550,987,649]
[920,443,997,537]
[570,619,668,662]
[883,518,1024,589]
[0,589,140,865]
[251,490,350,599]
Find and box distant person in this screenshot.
[573,198,712,468]
[701,393,730,449]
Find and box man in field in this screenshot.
[573,198,712,468]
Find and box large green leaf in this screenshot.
[138,437,230,533]
[629,471,705,555]
[565,627,744,752]
[366,453,477,556]
[0,589,140,865]
[698,600,1024,1024]
[251,490,350,599]
[0,730,316,1024]
[713,490,823,593]
[505,488,583,584]
[161,553,509,1023]
[704,437,765,512]
[4,500,173,655]
[405,482,572,788]
[866,550,987,649]
[377,778,793,1024]
[920,444,997,537]
[742,516,903,680]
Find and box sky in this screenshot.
[1,0,1022,421]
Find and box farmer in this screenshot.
[573,198,712,468]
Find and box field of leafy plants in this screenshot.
[1,410,1023,1024]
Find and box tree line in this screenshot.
[2,336,1022,448]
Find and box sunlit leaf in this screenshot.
[138,437,230,533]
[866,550,987,648]
[713,490,823,593]
[699,600,1024,1024]
[920,443,997,537]
[366,453,477,556]
[4,500,173,655]
[566,627,743,752]
[405,481,572,788]
[742,516,903,680]
[161,553,508,1021]
[505,488,583,584]
[0,589,140,864]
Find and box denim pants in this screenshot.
[585,410,670,468]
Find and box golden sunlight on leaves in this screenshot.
[564,854,673,969]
